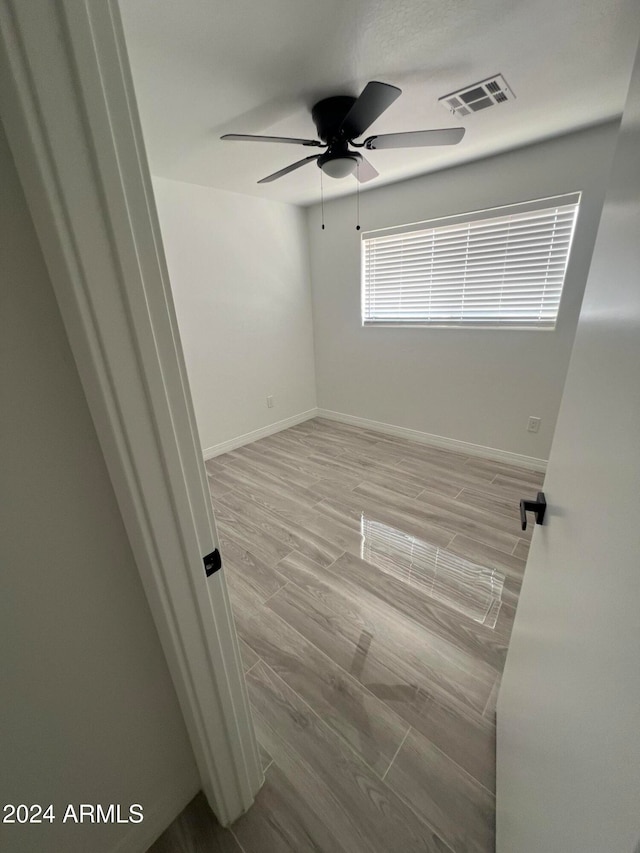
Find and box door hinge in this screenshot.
[203,548,222,578]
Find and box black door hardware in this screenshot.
[203,548,222,578]
[520,492,546,531]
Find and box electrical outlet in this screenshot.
[266,395,274,409]
[527,416,541,433]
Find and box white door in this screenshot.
[0,0,262,826]
[496,39,640,853]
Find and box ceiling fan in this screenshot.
[221,81,465,184]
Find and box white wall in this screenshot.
[153,178,317,455]
[0,124,199,852]
[307,122,619,461]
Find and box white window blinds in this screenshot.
[361,193,580,328]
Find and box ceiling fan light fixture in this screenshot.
[320,156,358,179]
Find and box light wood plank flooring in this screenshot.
[149,417,543,853]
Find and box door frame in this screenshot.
[0,0,262,826]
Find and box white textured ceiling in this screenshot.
[120,0,640,206]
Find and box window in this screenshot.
[361,192,580,328]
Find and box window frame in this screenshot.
[360,192,581,331]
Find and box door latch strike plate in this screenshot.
[203,548,222,578]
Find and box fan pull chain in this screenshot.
[356,161,361,231]
[320,169,325,230]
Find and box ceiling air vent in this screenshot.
[439,74,515,117]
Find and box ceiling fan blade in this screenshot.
[257,155,320,184]
[355,155,379,183]
[364,127,465,150]
[339,81,402,139]
[221,133,323,147]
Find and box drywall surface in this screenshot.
[307,122,619,459]
[0,123,198,852]
[153,178,317,454]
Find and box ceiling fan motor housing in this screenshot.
[312,96,361,177]
[311,95,357,142]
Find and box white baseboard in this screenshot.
[317,408,547,473]
[202,408,319,460]
[110,777,200,853]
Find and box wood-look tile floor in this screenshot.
[149,418,543,853]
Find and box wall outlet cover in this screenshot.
[527,416,541,433]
